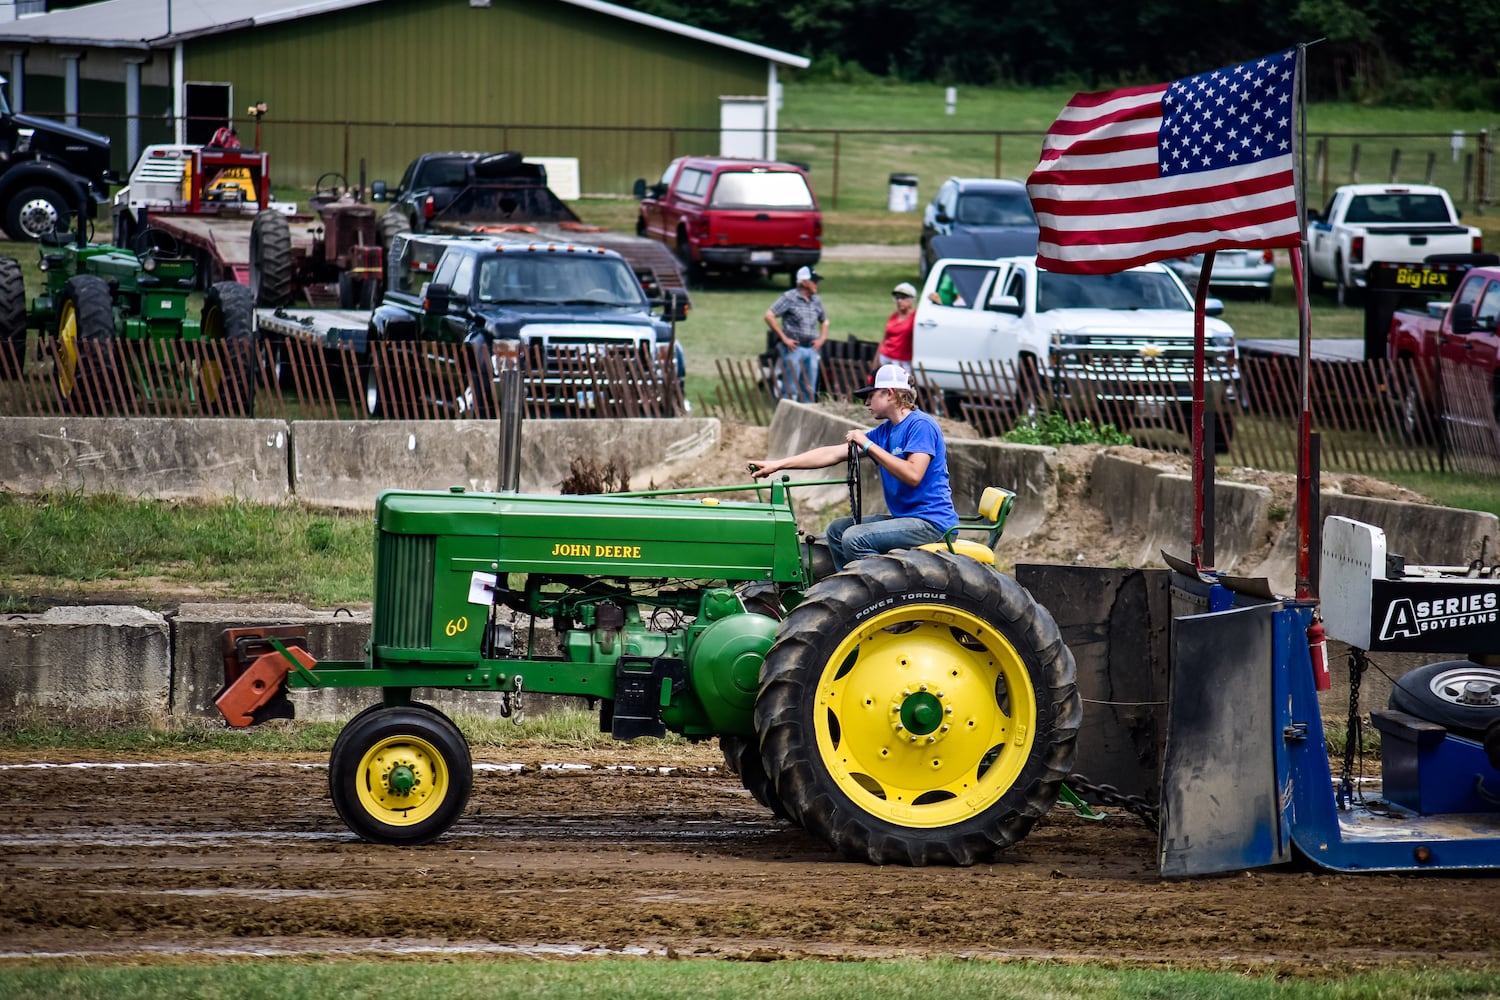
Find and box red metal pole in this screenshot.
[1190,250,1215,571]
[1291,244,1315,600]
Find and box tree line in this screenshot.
[626,0,1499,106]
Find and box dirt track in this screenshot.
[2,745,1496,972]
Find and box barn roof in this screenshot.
[0,0,811,67]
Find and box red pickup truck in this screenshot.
[1386,263,1500,437]
[634,157,821,283]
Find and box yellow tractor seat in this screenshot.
[918,485,1017,564]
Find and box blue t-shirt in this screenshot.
[867,411,958,532]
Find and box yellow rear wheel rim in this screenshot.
[56,301,79,397]
[813,602,1038,828]
[353,734,452,827]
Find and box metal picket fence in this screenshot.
[0,337,687,421]
[701,352,1500,478]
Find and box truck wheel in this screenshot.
[675,227,702,286]
[328,705,473,845]
[0,257,26,359]
[4,185,70,241]
[1334,254,1357,307]
[1395,357,1435,443]
[378,210,411,256]
[756,549,1080,866]
[249,210,293,307]
[54,274,123,412]
[199,281,257,416]
[1389,661,1500,736]
[719,734,795,823]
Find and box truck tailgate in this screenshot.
[706,209,819,248]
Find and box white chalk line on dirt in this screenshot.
[7,760,713,775]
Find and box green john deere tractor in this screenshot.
[0,223,257,414]
[219,468,1080,867]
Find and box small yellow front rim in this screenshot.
[199,304,224,404]
[353,733,452,827]
[814,603,1038,828]
[56,300,79,397]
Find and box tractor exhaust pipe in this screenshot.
[497,365,522,493]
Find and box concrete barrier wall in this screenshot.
[292,418,721,506]
[0,416,720,507]
[766,401,1058,540]
[2,417,290,502]
[0,606,171,716]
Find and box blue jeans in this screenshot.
[825,514,945,568]
[779,344,820,402]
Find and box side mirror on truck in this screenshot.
[632,178,647,199]
[1450,301,1475,336]
[662,289,688,323]
[371,180,387,202]
[423,282,452,316]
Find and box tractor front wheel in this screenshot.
[756,549,1080,866]
[249,210,293,307]
[199,281,257,415]
[55,274,123,412]
[328,704,473,845]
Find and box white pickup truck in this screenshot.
[913,255,1240,440]
[1306,183,1482,306]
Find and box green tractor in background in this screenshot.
[0,220,257,414]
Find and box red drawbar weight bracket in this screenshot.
[215,627,320,727]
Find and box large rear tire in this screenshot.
[756,549,1079,866]
[249,210,293,307]
[328,705,473,845]
[719,734,795,823]
[54,274,123,412]
[199,281,257,416]
[378,210,412,257]
[0,257,26,365]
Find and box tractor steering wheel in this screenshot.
[847,442,863,525]
[314,172,348,199]
[131,227,181,258]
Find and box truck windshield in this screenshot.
[955,191,1035,226]
[1037,270,1190,312]
[476,254,646,307]
[1344,194,1454,224]
[709,171,815,209]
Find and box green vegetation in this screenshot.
[1002,414,1133,447]
[0,707,660,753]
[2,956,1498,999]
[0,490,372,608]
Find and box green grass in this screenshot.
[1,957,1497,999]
[0,706,664,753]
[0,490,372,607]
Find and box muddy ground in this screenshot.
[2,744,1495,973]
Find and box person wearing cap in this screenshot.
[877,281,917,371]
[765,266,829,403]
[749,363,958,568]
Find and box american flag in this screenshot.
[1027,49,1301,274]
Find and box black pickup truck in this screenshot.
[257,231,687,417]
[373,151,690,310]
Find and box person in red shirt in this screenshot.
[878,281,917,371]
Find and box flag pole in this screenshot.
[1190,250,1215,572]
[1293,42,1317,601]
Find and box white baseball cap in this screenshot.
[795,265,824,283]
[854,363,912,397]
